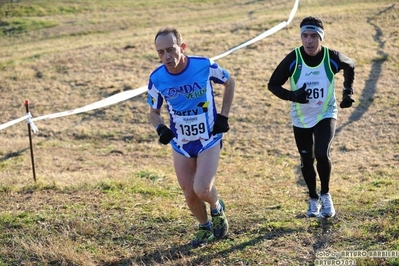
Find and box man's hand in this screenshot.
[156,124,174,145]
[213,114,229,135]
[339,88,355,108]
[289,83,309,103]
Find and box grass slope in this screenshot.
[0,0,398,265]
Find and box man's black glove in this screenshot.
[288,83,309,103]
[340,88,355,108]
[156,124,174,145]
[212,114,229,135]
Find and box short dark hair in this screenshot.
[154,26,183,45]
[300,16,324,29]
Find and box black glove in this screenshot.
[156,124,174,145]
[340,88,355,108]
[212,114,229,135]
[288,83,309,103]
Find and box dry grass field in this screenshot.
[0,0,398,265]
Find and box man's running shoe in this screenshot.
[306,197,321,218]
[211,199,229,239]
[191,226,214,248]
[320,193,336,218]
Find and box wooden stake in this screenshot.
[25,100,37,182]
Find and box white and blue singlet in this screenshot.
[147,56,230,158]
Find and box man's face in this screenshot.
[155,33,186,73]
[301,30,322,56]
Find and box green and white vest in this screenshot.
[289,46,338,128]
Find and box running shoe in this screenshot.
[211,199,229,239]
[306,197,321,218]
[191,226,214,248]
[320,193,336,218]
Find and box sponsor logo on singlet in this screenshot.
[165,82,206,100]
[305,71,320,76]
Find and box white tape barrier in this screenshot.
[0,0,299,132]
[0,112,39,132]
[31,86,147,122]
[212,0,299,61]
[0,113,30,131]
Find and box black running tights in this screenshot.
[293,118,336,199]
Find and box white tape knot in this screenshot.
[27,112,39,133]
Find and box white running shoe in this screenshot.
[306,198,321,217]
[320,193,336,218]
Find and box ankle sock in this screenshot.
[211,200,222,215]
[199,220,211,230]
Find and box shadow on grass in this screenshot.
[311,218,334,251]
[105,226,299,266]
[103,202,399,266]
[336,4,394,135]
[0,148,28,162]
